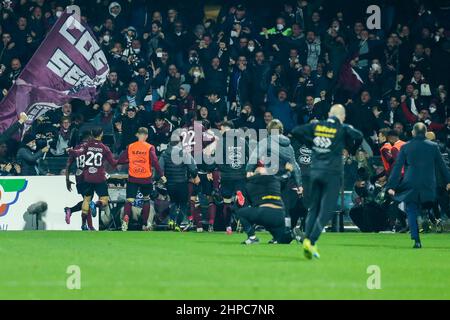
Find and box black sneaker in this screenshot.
[268,238,278,244]
[413,241,422,249]
[241,237,260,245]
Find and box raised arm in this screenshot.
[291,123,314,146]
[344,124,364,154]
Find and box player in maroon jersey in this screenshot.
[65,130,95,230]
[70,127,117,223]
[180,117,218,232]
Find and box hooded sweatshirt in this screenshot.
[246,134,302,187]
[108,2,126,34]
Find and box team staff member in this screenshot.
[118,127,166,231]
[217,121,249,234]
[387,123,450,248]
[378,128,393,175]
[292,105,363,259]
[159,139,200,231]
[237,164,297,245]
[246,120,302,237]
[387,130,406,162]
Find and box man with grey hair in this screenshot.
[387,123,450,248]
[292,104,363,259]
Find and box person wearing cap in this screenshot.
[16,134,50,176]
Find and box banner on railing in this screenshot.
[0,176,99,231]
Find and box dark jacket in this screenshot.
[386,136,450,204]
[0,121,22,143]
[16,146,45,176]
[292,117,363,175]
[159,144,197,185]
[217,130,249,181]
[204,67,227,97]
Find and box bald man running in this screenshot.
[292,105,363,259]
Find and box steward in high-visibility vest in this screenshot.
[380,142,393,173]
[387,130,406,175]
[118,127,166,231]
[378,128,394,175]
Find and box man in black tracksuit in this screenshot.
[237,166,295,245]
[292,104,363,259]
[159,141,199,231]
[217,121,249,233]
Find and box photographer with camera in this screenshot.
[349,167,390,232]
[16,134,49,176]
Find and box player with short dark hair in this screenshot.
[180,117,216,231]
[70,127,117,225]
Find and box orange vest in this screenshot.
[128,141,153,179]
[392,140,406,175]
[392,140,406,155]
[380,143,392,172]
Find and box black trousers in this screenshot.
[305,171,341,244]
[237,206,293,244]
[349,202,389,232]
[167,183,189,225]
[126,182,153,199]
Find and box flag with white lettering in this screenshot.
[0,6,109,133]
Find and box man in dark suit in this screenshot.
[387,123,450,248]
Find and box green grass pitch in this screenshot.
[1,231,449,300]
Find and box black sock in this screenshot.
[81,214,88,226]
[70,201,83,213]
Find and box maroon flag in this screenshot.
[338,56,364,94]
[0,5,109,133]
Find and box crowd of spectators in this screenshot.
[1,0,450,193]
